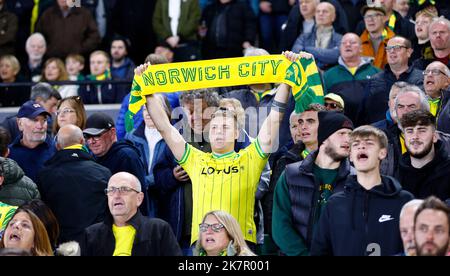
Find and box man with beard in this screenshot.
[272,111,354,255]
[311,125,413,256]
[399,110,450,201]
[414,196,450,256]
[8,100,56,183]
[110,36,135,82]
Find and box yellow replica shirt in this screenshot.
[0,202,17,232]
[112,224,136,256]
[178,139,269,245]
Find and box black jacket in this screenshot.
[96,140,150,216]
[399,140,450,201]
[37,149,111,244]
[81,211,182,256]
[311,175,414,256]
[263,142,304,235]
[362,65,423,124]
[437,87,450,134]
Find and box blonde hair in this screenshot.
[0,55,20,75]
[195,210,255,256]
[90,50,110,64]
[219,98,245,129]
[42,58,69,81]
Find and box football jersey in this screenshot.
[179,139,269,244]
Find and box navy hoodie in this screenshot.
[311,175,414,256]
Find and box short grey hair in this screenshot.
[389,81,409,100]
[394,85,430,112]
[400,199,424,218]
[179,88,220,108]
[26,32,46,49]
[30,82,62,101]
[429,16,450,33]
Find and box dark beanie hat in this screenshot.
[317,111,354,145]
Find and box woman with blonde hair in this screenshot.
[194,210,255,256]
[40,58,78,98]
[52,96,87,135]
[0,55,29,107]
[0,206,53,256]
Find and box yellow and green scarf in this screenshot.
[126,55,323,132]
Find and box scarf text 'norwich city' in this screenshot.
[126,55,323,132]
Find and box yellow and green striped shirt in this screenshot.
[0,202,17,232]
[179,139,269,245]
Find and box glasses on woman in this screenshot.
[56,108,75,116]
[199,223,225,233]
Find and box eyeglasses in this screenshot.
[56,108,75,116]
[363,13,383,20]
[324,102,341,109]
[104,186,140,195]
[422,69,447,76]
[385,45,408,52]
[199,223,225,233]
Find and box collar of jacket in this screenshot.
[298,149,353,181]
[104,210,144,231]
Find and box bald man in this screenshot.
[323,32,380,123]
[37,125,112,245]
[82,172,182,256]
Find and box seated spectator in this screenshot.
[110,36,135,81]
[194,210,256,256]
[323,32,380,124]
[21,32,46,82]
[81,172,182,256]
[360,5,395,69]
[1,83,61,142]
[65,54,85,81]
[0,0,18,57]
[0,205,53,256]
[39,58,78,98]
[324,93,344,112]
[79,50,123,104]
[413,17,450,70]
[0,55,28,107]
[52,96,87,136]
[411,6,437,62]
[292,2,342,70]
[35,0,101,59]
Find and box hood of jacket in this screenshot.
[99,140,142,160]
[0,157,25,185]
[337,56,373,71]
[344,174,403,198]
[44,148,95,166]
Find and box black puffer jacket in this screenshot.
[311,175,414,256]
[0,157,40,206]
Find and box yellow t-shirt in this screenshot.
[0,202,17,232]
[178,139,269,245]
[112,224,136,256]
[348,66,358,75]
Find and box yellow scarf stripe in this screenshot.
[127,55,324,131]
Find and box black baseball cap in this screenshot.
[83,112,115,136]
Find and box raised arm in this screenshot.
[258,51,313,154]
[135,64,186,161]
